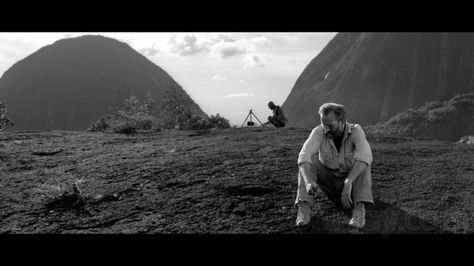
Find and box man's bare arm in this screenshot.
[297,127,322,195]
[299,162,317,195]
[299,162,311,183]
[341,160,368,207]
[345,160,368,184]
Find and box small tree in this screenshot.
[120,91,156,116]
[141,91,156,114]
[87,91,157,133]
[0,101,14,132]
[158,87,204,130]
[208,113,230,129]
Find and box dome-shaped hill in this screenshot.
[0,35,205,131]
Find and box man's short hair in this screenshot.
[318,103,346,122]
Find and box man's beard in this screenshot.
[327,130,342,139]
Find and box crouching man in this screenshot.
[295,103,374,229]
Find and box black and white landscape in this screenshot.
[0,33,473,234]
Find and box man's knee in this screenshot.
[353,166,372,186]
[352,167,374,204]
[313,160,330,180]
[275,121,285,128]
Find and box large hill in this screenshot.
[0,35,205,131]
[282,33,474,128]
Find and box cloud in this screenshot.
[243,54,267,69]
[224,93,255,98]
[213,34,236,43]
[140,46,160,57]
[169,35,211,57]
[211,75,227,82]
[212,36,271,59]
[168,34,271,67]
[213,42,247,58]
[245,36,272,46]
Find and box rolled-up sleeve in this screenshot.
[297,127,322,166]
[352,124,373,165]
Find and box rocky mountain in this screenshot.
[282,33,474,128]
[0,35,206,131]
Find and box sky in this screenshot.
[0,32,336,126]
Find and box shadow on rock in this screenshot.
[298,199,449,235]
[299,216,349,234]
[362,200,449,235]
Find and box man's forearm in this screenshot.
[345,160,368,184]
[299,162,313,185]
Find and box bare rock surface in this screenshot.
[0,128,473,234]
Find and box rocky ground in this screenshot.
[0,127,473,234]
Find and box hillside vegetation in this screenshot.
[367,93,474,141]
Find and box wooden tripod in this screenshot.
[241,109,266,128]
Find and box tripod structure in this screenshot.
[241,109,266,128]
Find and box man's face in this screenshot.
[321,112,345,139]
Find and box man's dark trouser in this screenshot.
[295,159,374,207]
[268,116,285,128]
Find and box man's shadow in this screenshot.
[300,199,449,235]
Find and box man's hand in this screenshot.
[306,180,318,196]
[341,178,353,208]
[300,162,317,196]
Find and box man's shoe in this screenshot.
[349,202,366,229]
[296,202,313,226]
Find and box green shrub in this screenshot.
[208,113,230,129]
[450,98,474,109]
[419,101,444,112]
[0,101,14,131]
[116,111,155,131]
[113,121,137,134]
[386,108,424,125]
[135,117,153,130]
[87,117,109,132]
[426,105,458,123]
[87,91,157,133]
[371,92,474,141]
[157,87,230,130]
[87,87,232,133]
[188,115,212,130]
[183,113,231,130]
